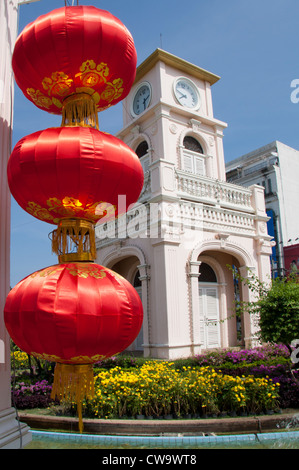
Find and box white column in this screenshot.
[0,0,31,448]
[239,265,260,348]
[218,282,229,348]
[137,263,151,357]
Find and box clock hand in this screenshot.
[177,90,187,99]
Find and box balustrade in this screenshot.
[175,170,253,211]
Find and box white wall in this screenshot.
[0,0,32,448]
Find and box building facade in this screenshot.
[226,141,299,277]
[96,49,272,360]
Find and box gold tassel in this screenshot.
[50,218,96,263]
[51,363,95,434]
[61,93,99,130]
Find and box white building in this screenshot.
[226,141,299,276]
[96,49,272,360]
[0,0,33,449]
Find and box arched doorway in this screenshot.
[190,245,252,350]
[135,140,150,173]
[198,262,221,349]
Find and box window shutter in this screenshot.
[183,151,206,175]
[195,155,205,176]
[183,153,193,172]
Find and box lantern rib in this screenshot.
[33,130,51,212]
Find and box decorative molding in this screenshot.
[151,124,158,136]
[189,237,254,268]
[209,136,215,147]
[187,260,202,278]
[215,232,229,248]
[130,125,140,140]
[169,123,178,134]
[189,118,202,132]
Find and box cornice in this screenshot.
[135,49,220,86]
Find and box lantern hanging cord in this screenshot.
[65,1,79,6]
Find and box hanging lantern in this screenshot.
[7,126,144,261]
[4,262,143,432]
[7,127,143,225]
[12,6,137,122]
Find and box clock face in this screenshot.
[132,82,152,116]
[174,78,200,109]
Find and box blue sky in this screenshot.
[10,0,299,286]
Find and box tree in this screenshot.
[257,275,299,356]
[230,267,299,360]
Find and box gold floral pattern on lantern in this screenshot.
[100,78,124,103]
[69,355,106,364]
[42,71,73,97]
[26,197,116,224]
[30,264,107,280]
[26,88,53,109]
[66,264,107,279]
[30,267,61,279]
[31,352,62,363]
[26,60,124,111]
[75,60,110,87]
[31,352,107,364]
[26,201,58,223]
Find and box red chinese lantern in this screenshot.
[8,127,143,225]
[7,126,143,261]
[12,6,137,121]
[4,262,143,431]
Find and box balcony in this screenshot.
[175,169,254,213]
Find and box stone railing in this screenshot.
[175,170,253,212]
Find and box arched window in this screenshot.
[133,270,142,288]
[136,141,149,158]
[182,135,205,176]
[199,263,217,283]
[184,136,204,154]
[135,140,150,173]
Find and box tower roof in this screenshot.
[135,49,220,85]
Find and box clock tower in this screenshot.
[96,49,272,359]
[119,48,227,189]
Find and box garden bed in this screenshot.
[11,344,299,421]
